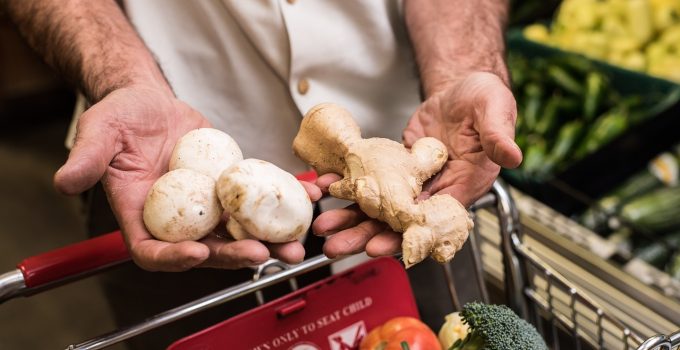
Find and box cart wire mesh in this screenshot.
[472,182,680,350]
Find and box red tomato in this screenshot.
[360,317,441,350]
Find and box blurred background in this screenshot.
[0,14,123,350]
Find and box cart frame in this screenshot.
[1,181,678,349]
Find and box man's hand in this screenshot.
[54,86,320,271]
[313,73,521,259]
[403,72,522,206]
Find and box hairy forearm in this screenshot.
[2,0,170,102]
[404,0,510,96]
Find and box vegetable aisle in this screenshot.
[503,0,680,291]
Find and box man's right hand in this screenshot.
[54,86,314,271]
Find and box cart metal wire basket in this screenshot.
[0,180,678,349]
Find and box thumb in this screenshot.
[54,113,118,195]
[476,84,523,169]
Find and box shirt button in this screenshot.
[287,0,296,4]
[297,78,310,95]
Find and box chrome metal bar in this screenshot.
[636,336,671,350]
[0,269,26,303]
[669,330,680,346]
[468,192,495,212]
[490,181,528,319]
[66,254,334,350]
[253,259,298,305]
[441,262,461,311]
[467,212,490,304]
[596,308,604,349]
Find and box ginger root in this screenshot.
[293,103,473,268]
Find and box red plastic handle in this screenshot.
[17,231,130,288]
[295,170,318,182]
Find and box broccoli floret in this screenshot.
[449,302,548,350]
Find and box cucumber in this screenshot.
[546,119,584,169]
[619,186,680,234]
[547,65,583,96]
[535,94,562,137]
[574,111,628,158]
[521,138,547,175]
[583,72,606,121]
[523,83,543,131]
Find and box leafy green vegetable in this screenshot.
[449,302,547,350]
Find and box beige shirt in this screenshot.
[121,0,422,173]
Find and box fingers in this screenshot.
[475,81,523,169]
[323,219,386,258]
[365,230,402,257]
[266,241,306,264]
[312,204,367,236]
[54,108,119,195]
[316,173,342,194]
[131,239,210,272]
[199,235,270,269]
[299,180,322,202]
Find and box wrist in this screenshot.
[420,54,510,97]
[85,56,173,103]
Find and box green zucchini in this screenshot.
[581,172,663,232]
[600,171,665,213]
[619,186,680,234]
[582,152,679,232]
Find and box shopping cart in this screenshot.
[0,180,678,349]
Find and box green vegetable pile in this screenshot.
[580,144,680,280]
[449,302,547,350]
[509,52,680,180]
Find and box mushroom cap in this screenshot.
[143,168,222,242]
[217,159,313,243]
[169,128,243,180]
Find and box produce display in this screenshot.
[523,0,680,82]
[293,103,473,268]
[508,52,678,179]
[143,128,313,243]
[580,144,680,279]
[438,303,547,350]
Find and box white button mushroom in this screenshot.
[143,168,222,242]
[169,128,243,180]
[217,159,313,243]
